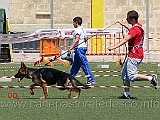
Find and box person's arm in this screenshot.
[69,34,80,51]
[108,35,132,51]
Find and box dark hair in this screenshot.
[73,17,82,25]
[127,10,139,21]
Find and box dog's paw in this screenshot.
[40,96,46,100]
[73,96,79,99]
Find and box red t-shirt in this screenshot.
[128,23,144,59]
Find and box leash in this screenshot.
[44,22,119,66]
[117,22,129,67]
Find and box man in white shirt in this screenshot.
[69,17,96,85]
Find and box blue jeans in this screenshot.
[69,47,96,83]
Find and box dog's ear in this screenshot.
[21,61,26,68]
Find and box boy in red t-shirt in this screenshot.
[108,10,158,99]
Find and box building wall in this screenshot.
[1,0,160,51]
[9,0,91,31]
[6,0,160,33]
[104,0,160,33]
[103,0,160,51]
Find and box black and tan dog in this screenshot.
[14,62,89,99]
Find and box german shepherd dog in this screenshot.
[14,62,89,99]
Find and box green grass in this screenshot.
[0,62,160,120]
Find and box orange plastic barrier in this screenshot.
[86,34,126,56]
[33,38,69,66]
[33,33,126,67]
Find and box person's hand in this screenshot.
[67,50,71,55]
[121,19,126,25]
[68,49,74,55]
[118,19,126,25]
[118,20,130,30]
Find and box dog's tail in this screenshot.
[71,77,90,89]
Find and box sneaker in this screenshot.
[118,94,131,99]
[86,82,92,85]
[151,74,158,89]
[86,81,96,85]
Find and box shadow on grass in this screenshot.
[103,95,139,100]
[16,97,70,100]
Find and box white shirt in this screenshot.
[73,26,87,48]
